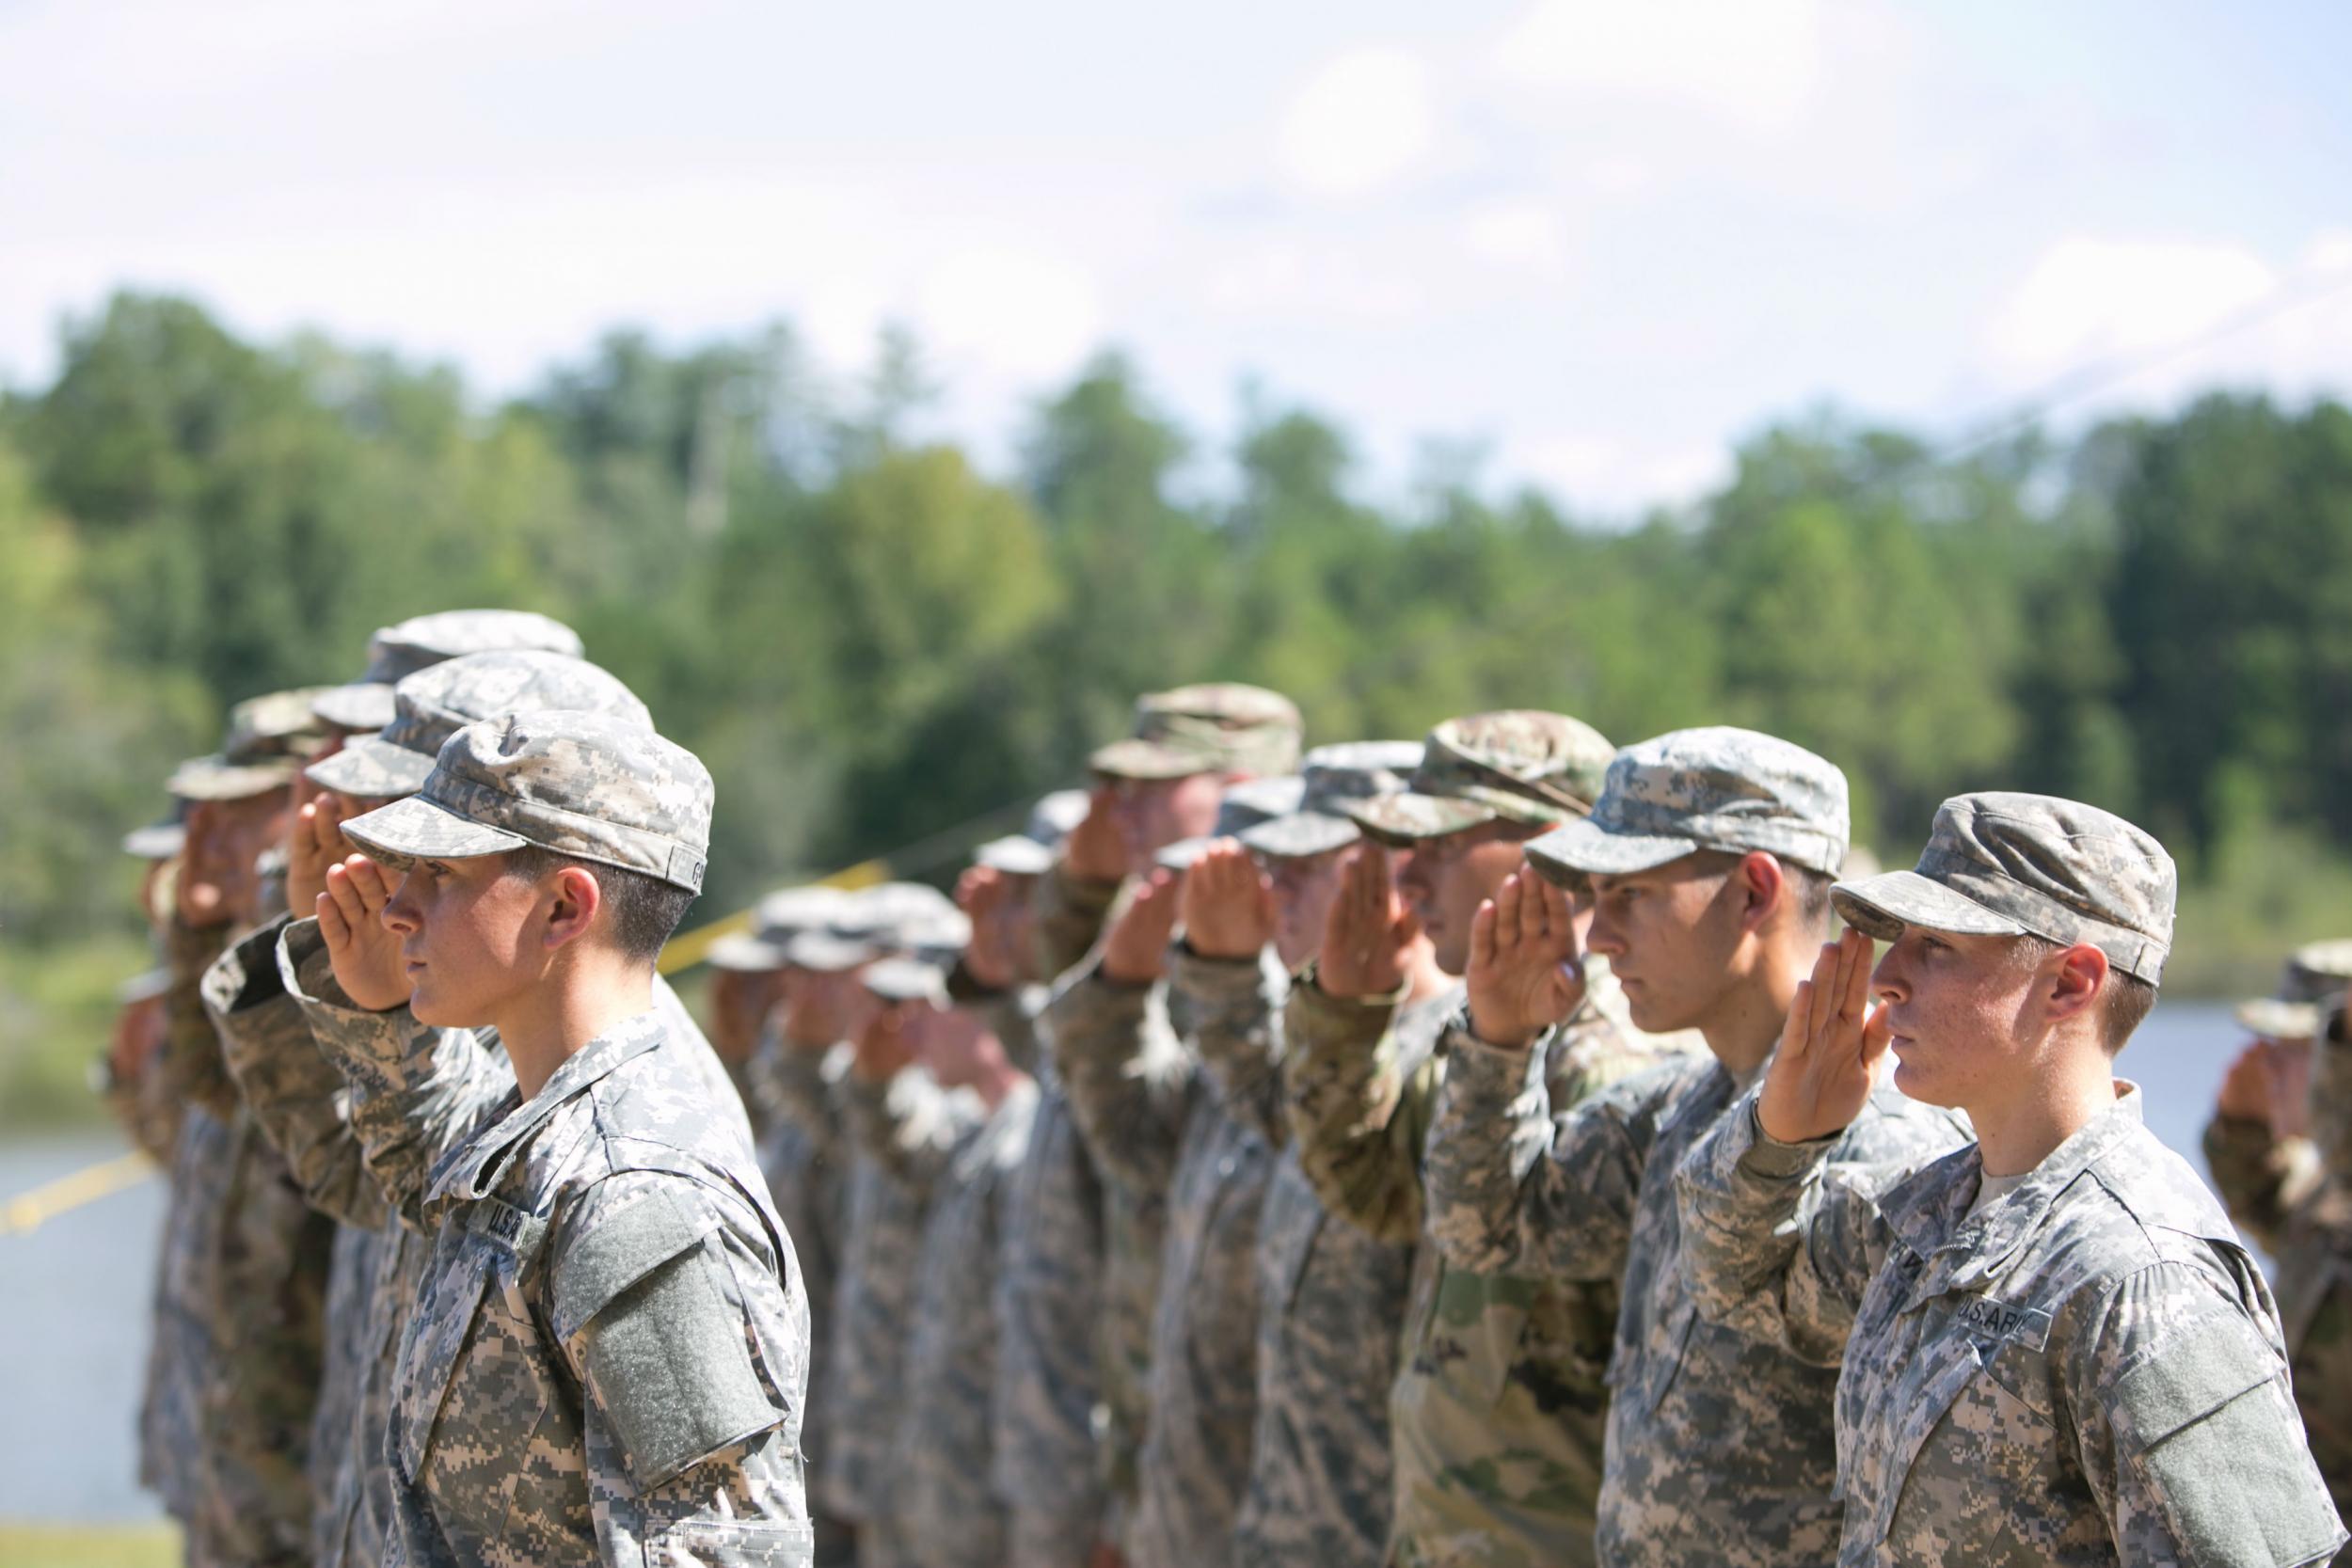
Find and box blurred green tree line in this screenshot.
[4,290,2351,1120]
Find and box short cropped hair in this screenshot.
[1689,848,1836,935]
[502,845,697,965]
[2006,934,2157,1053]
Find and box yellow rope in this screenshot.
[0,1150,153,1238]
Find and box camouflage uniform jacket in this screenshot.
[1681,1085,2346,1566]
[331,1004,815,1567]
[755,1035,850,1505]
[820,1065,976,1523]
[992,1057,1108,1545]
[1119,945,1287,1568]
[1042,957,1176,1525]
[1422,1022,1966,1568]
[2205,1013,2352,1525]
[142,915,333,1568]
[881,1079,1041,1568]
[1284,966,1686,1568]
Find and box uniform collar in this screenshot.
[430,1008,668,1206]
[1884,1081,2145,1296]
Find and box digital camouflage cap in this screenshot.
[1089,683,1303,782]
[1832,791,2176,984]
[2234,938,2352,1040]
[310,609,583,732]
[1155,773,1306,872]
[1345,710,1613,846]
[306,650,650,801]
[974,788,1091,876]
[1239,740,1423,860]
[341,709,711,893]
[1527,724,1849,882]
[707,884,856,974]
[167,688,341,801]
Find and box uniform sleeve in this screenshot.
[1032,858,1123,986]
[1048,961,1194,1197]
[157,915,238,1122]
[551,1172,815,1566]
[101,1042,183,1166]
[2201,1114,2301,1252]
[2313,1009,2352,1190]
[1674,1094,1894,1368]
[278,917,514,1229]
[2075,1259,2346,1567]
[1279,967,1428,1244]
[840,1068,976,1191]
[1168,944,1291,1149]
[204,914,390,1228]
[1422,1019,1682,1279]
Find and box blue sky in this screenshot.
[6,0,2350,513]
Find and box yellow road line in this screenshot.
[0,1150,154,1238]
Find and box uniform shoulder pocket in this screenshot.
[556,1183,787,1491]
[2106,1308,2343,1567]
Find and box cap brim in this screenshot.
[784,932,877,973]
[1089,737,1218,781]
[706,933,789,973]
[973,836,1054,876]
[305,736,433,801]
[2235,997,2321,1041]
[311,683,397,733]
[1343,792,1497,847]
[340,794,529,871]
[167,755,300,801]
[1829,869,2031,943]
[1238,811,1359,861]
[1155,835,1214,873]
[121,821,184,860]
[1526,817,1698,879]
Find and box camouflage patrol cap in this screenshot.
[784,929,877,974]
[1155,775,1306,873]
[1527,725,1849,882]
[861,955,949,1006]
[1346,711,1614,847]
[341,710,711,893]
[121,816,185,860]
[1089,684,1303,782]
[311,609,583,732]
[1832,792,2175,984]
[975,788,1091,876]
[167,688,340,801]
[306,651,649,801]
[707,884,857,973]
[2234,939,2352,1040]
[1239,741,1423,861]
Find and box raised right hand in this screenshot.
[1464,871,1584,1051]
[1063,784,1129,883]
[1102,869,1182,985]
[957,865,1019,990]
[1756,928,1889,1145]
[316,854,410,1012]
[1318,843,1415,999]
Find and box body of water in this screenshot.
[0,997,2254,1523]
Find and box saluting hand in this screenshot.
[1102,868,1182,985]
[1757,928,1889,1144]
[850,1001,916,1084]
[316,854,410,1012]
[957,865,1018,990]
[1318,844,1415,999]
[1181,840,1273,960]
[1064,784,1129,884]
[287,798,351,917]
[1465,870,1584,1051]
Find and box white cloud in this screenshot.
[1277,46,1437,199]
[1493,0,1822,131]
[1463,200,1572,271]
[1987,236,2277,375]
[914,245,1103,381]
[1517,432,1728,514]
[1202,242,1422,320]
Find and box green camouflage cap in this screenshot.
[2234,939,2352,1039]
[1528,725,1848,882]
[1346,711,1613,846]
[1239,740,1422,860]
[341,709,710,893]
[311,609,584,732]
[1155,775,1306,872]
[167,688,340,801]
[1832,792,2175,984]
[1089,683,1303,781]
[307,651,649,801]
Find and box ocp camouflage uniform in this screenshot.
[1422,1019,1966,1566]
[848,1052,1038,1568]
[1682,1086,2344,1564]
[1284,964,1686,1568]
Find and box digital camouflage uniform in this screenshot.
[1670,790,2342,1566]
[709,885,852,1143]
[313,712,816,1566]
[1422,727,1974,1568]
[140,689,339,1568]
[2204,940,2352,1521]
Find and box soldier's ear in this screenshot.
[543,863,604,953]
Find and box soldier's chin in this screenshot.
[1888,1044,1959,1107]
